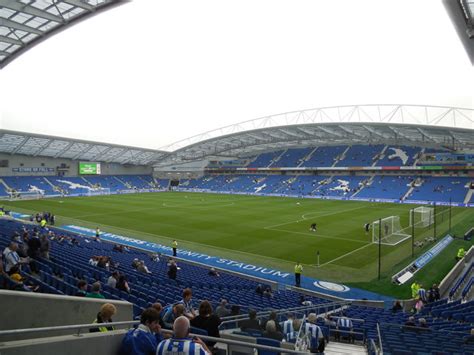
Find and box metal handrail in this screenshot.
[0,321,139,337]
[220,300,351,324]
[376,322,383,355]
[369,338,379,355]
[0,321,309,354]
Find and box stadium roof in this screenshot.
[154,105,474,167]
[444,0,474,64]
[0,0,127,69]
[0,129,167,165]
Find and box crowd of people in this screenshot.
[409,281,441,314]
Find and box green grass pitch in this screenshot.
[3,192,473,298]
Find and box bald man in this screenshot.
[156,316,210,355]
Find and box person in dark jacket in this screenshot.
[239,309,260,332]
[76,280,88,297]
[167,259,178,281]
[191,300,221,347]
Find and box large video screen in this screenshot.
[79,162,101,175]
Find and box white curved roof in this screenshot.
[0,0,127,69]
[155,105,474,166]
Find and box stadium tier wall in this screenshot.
[0,290,132,341]
[0,153,152,177]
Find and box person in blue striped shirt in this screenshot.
[285,319,301,343]
[305,313,324,353]
[418,284,427,303]
[335,315,354,343]
[156,316,210,355]
[282,313,295,337]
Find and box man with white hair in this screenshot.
[156,316,210,355]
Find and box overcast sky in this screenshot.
[0,0,473,150]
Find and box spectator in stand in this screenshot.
[156,316,210,355]
[286,319,301,343]
[335,314,354,343]
[151,303,166,329]
[90,303,116,333]
[215,299,230,318]
[230,305,240,316]
[430,283,440,302]
[191,300,221,347]
[137,260,152,274]
[418,284,427,303]
[414,297,424,313]
[282,313,295,336]
[76,280,88,297]
[8,265,40,292]
[116,275,131,294]
[86,282,105,299]
[107,271,119,288]
[299,295,313,306]
[305,313,325,353]
[89,256,99,267]
[208,267,219,277]
[239,309,260,332]
[131,258,140,269]
[163,304,185,329]
[263,286,273,299]
[179,288,196,319]
[391,300,403,313]
[262,311,282,332]
[27,233,41,259]
[119,307,163,355]
[39,234,50,259]
[405,316,416,327]
[263,320,284,341]
[255,284,264,295]
[3,242,27,273]
[323,314,336,327]
[167,259,178,281]
[418,318,428,328]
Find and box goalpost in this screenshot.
[8,190,44,201]
[409,206,434,228]
[86,188,111,197]
[372,215,411,246]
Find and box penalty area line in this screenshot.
[315,242,373,268]
[265,227,368,244]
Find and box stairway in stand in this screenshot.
[324,341,368,355]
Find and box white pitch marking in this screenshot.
[316,242,374,268]
[264,204,368,229]
[267,227,368,244]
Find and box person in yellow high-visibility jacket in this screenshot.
[172,240,178,257]
[411,281,420,299]
[456,248,466,260]
[40,219,47,228]
[294,262,303,287]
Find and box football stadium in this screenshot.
[0,1,473,355]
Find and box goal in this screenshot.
[8,190,44,201]
[372,216,411,246]
[409,206,434,228]
[86,188,111,197]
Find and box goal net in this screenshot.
[409,206,434,228]
[372,215,411,246]
[8,190,44,201]
[86,188,111,197]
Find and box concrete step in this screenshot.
[324,341,367,355]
